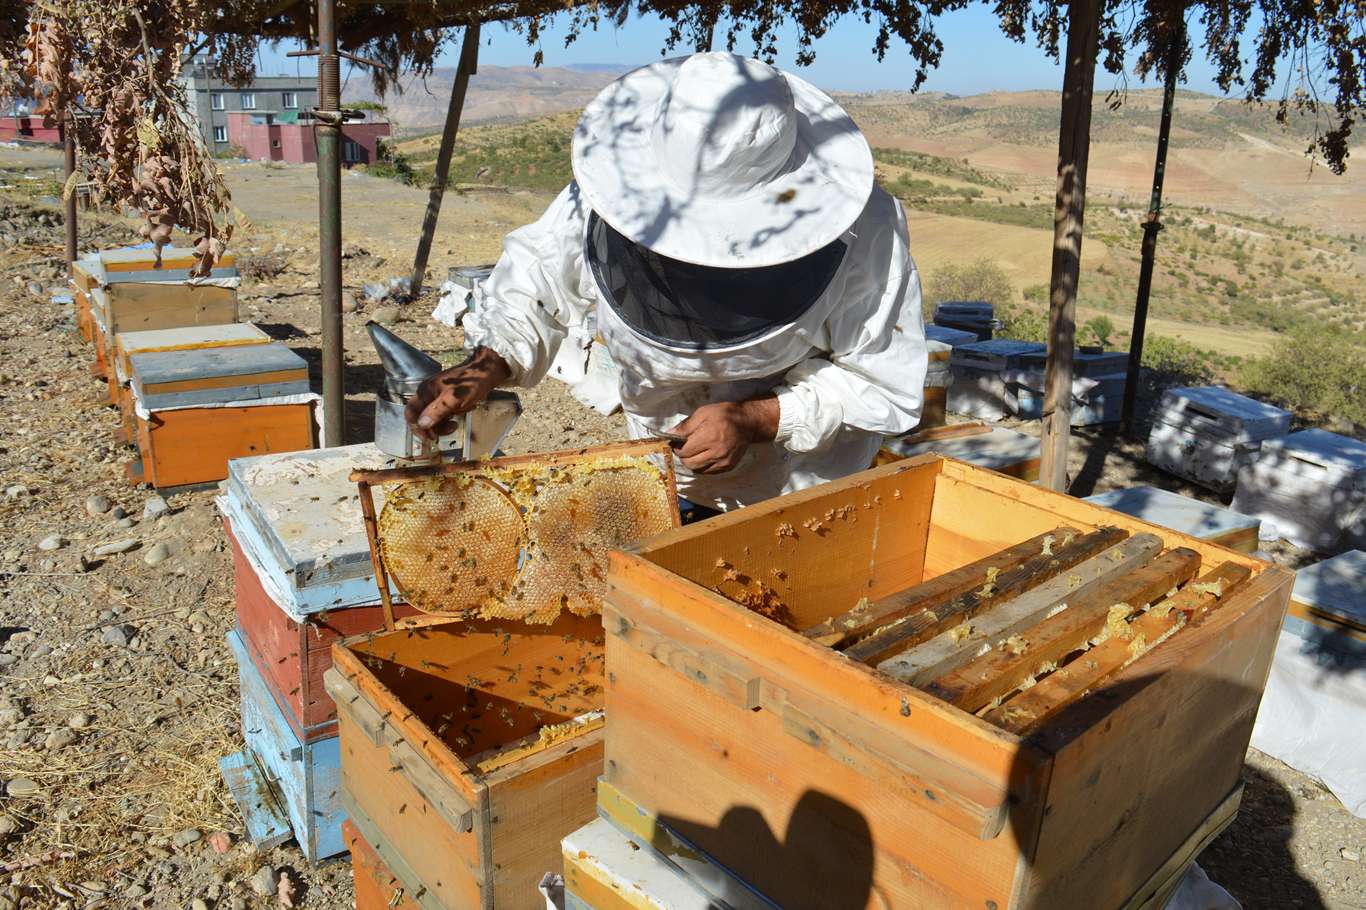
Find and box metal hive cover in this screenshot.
[371,442,678,623]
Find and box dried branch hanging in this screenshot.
[21,0,244,274]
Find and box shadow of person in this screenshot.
[659,789,875,910]
[1199,760,1331,910]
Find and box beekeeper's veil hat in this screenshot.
[571,52,874,270]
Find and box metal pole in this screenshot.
[63,114,77,271]
[1039,0,1101,492]
[1121,18,1184,438]
[409,21,480,296]
[317,0,344,446]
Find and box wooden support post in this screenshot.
[409,21,480,296]
[1121,15,1185,438]
[63,114,77,271]
[1039,0,1102,491]
[317,0,345,446]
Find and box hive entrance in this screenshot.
[359,441,679,624]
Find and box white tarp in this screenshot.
[1251,630,1366,818]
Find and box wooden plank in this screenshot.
[844,526,1129,665]
[879,533,1164,686]
[602,627,1042,910]
[103,282,237,334]
[987,562,1252,733]
[924,547,1202,712]
[486,728,602,909]
[607,591,1019,841]
[230,629,346,861]
[338,732,483,910]
[802,525,1075,649]
[218,750,293,852]
[900,421,992,445]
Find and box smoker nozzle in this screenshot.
[366,321,443,388]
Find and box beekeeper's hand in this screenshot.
[406,346,512,440]
[669,398,779,475]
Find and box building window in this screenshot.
[239,93,256,110]
[281,92,298,109]
[210,93,225,111]
[271,139,281,149]
[213,125,228,143]
[343,140,363,163]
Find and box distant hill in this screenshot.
[343,63,630,132]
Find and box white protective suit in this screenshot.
[464,180,929,511]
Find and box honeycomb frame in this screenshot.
[352,440,679,627]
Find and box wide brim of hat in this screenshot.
[571,57,874,269]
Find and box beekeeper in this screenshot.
[408,52,928,512]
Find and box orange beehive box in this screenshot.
[344,820,422,910]
[328,615,607,910]
[127,344,314,489]
[601,456,1291,910]
[329,441,679,909]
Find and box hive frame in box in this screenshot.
[326,440,679,908]
[349,438,680,631]
[602,455,1291,910]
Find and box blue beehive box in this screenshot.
[221,628,345,863]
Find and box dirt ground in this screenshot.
[0,144,1362,909]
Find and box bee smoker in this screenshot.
[366,321,521,460]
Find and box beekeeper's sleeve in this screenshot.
[772,198,928,454]
[463,182,594,387]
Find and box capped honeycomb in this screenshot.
[371,445,677,623]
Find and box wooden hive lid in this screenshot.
[99,244,237,271]
[222,443,400,616]
[1256,429,1366,485]
[1291,550,1366,626]
[129,342,309,409]
[117,323,268,356]
[1084,485,1259,540]
[950,339,1046,371]
[883,425,1040,470]
[1155,385,1292,442]
[90,245,239,285]
[924,325,978,347]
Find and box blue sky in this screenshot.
[263,6,1249,97]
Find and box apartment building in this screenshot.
[179,60,319,154]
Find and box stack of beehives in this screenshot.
[216,443,416,862]
[320,442,679,909]
[69,244,317,489]
[559,454,1290,910]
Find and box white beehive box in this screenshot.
[1232,429,1366,552]
[947,340,1046,420]
[1145,386,1291,492]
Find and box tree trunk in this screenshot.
[409,21,481,296]
[1039,0,1102,491]
[1121,15,1185,438]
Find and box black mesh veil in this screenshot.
[586,212,846,351]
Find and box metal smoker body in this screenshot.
[366,321,520,460]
